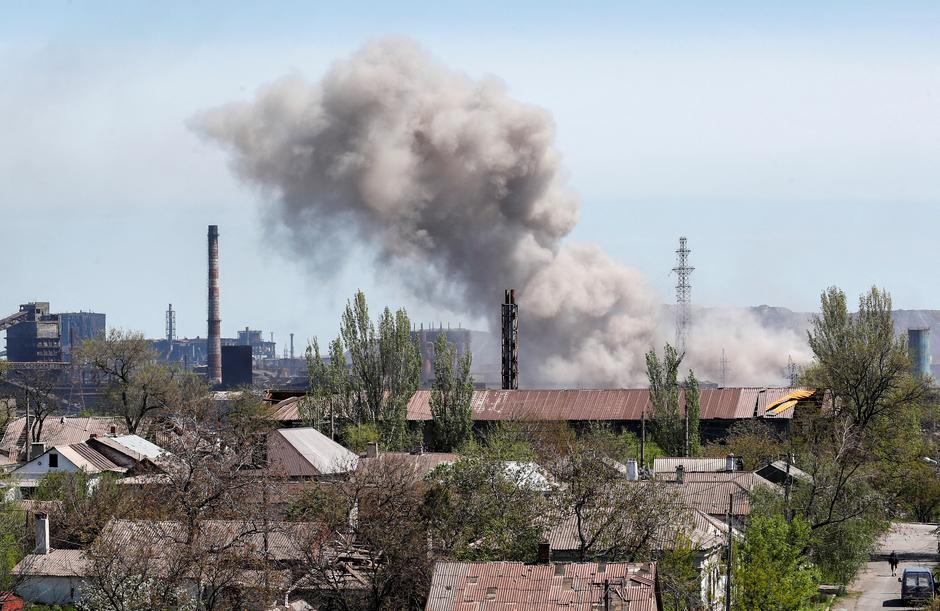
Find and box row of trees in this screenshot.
[306,291,474,453]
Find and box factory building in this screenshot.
[59,312,106,361]
[411,325,472,387]
[2,303,62,362]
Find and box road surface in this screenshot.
[836,523,937,610]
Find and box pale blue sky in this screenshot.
[2,2,939,349]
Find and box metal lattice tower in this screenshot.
[165,304,176,343]
[672,237,694,354]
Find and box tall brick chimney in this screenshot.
[207,225,222,385]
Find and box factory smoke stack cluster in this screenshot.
[194,39,808,386]
[207,224,222,385]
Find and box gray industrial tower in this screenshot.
[672,237,693,355]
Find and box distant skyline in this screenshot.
[2,2,939,349]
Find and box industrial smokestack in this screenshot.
[501,289,519,390]
[207,225,222,385]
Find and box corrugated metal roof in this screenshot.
[58,443,125,473]
[99,519,317,562]
[408,387,803,422]
[0,417,126,454]
[676,481,752,517]
[653,458,731,474]
[547,505,726,554]
[108,435,166,460]
[12,549,90,577]
[273,428,358,476]
[425,561,659,611]
[356,452,457,480]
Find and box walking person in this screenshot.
[888,550,899,576]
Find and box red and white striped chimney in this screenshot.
[207,225,222,385]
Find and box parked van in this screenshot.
[900,567,936,604]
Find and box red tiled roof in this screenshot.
[407,388,807,422]
[425,561,659,611]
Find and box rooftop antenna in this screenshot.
[672,236,694,355]
[786,355,799,386]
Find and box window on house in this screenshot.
[48,453,58,468]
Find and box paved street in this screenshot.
[836,523,938,610]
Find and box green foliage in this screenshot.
[804,286,926,428]
[459,422,535,461]
[307,291,420,450]
[429,333,474,452]
[733,515,820,611]
[647,344,683,455]
[897,461,940,522]
[342,422,382,454]
[659,539,704,611]
[808,513,884,585]
[0,499,25,592]
[703,420,783,471]
[424,453,548,562]
[647,344,701,456]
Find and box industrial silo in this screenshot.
[908,328,931,378]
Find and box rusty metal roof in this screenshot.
[425,561,659,611]
[356,452,457,480]
[266,428,358,477]
[675,481,753,517]
[59,443,125,473]
[408,387,805,422]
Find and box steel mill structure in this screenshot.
[501,289,519,390]
[207,225,222,385]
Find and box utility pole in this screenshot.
[684,402,690,457]
[640,410,646,468]
[784,452,793,523]
[725,492,733,611]
[604,579,610,611]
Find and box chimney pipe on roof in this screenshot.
[726,454,736,473]
[35,512,50,555]
[207,225,222,385]
[675,464,685,484]
[501,289,519,390]
[365,442,379,459]
[537,541,551,564]
[30,442,46,458]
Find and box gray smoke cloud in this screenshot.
[193,38,803,387]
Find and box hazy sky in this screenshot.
[2,2,939,351]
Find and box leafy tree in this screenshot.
[75,329,200,434]
[804,286,926,429]
[429,333,474,452]
[342,422,382,454]
[314,291,421,450]
[543,439,686,562]
[647,344,683,456]
[659,540,704,611]
[703,420,783,471]
[732,515,820,611]
[647,345,700,456]
[897,461,940,522]
[425,453,549,561]
[458,421,535,461]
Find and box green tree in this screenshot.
[732,515,820,611]
[424,453,549,561]
[339,291,421,449]
[703,420,783,471]
[75,329,201,434]
[429,333,474,452]
[804,286,925,429]
[647,344,683,455]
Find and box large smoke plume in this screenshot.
[194,39,807,387]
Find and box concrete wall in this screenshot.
[16,576,84,605]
